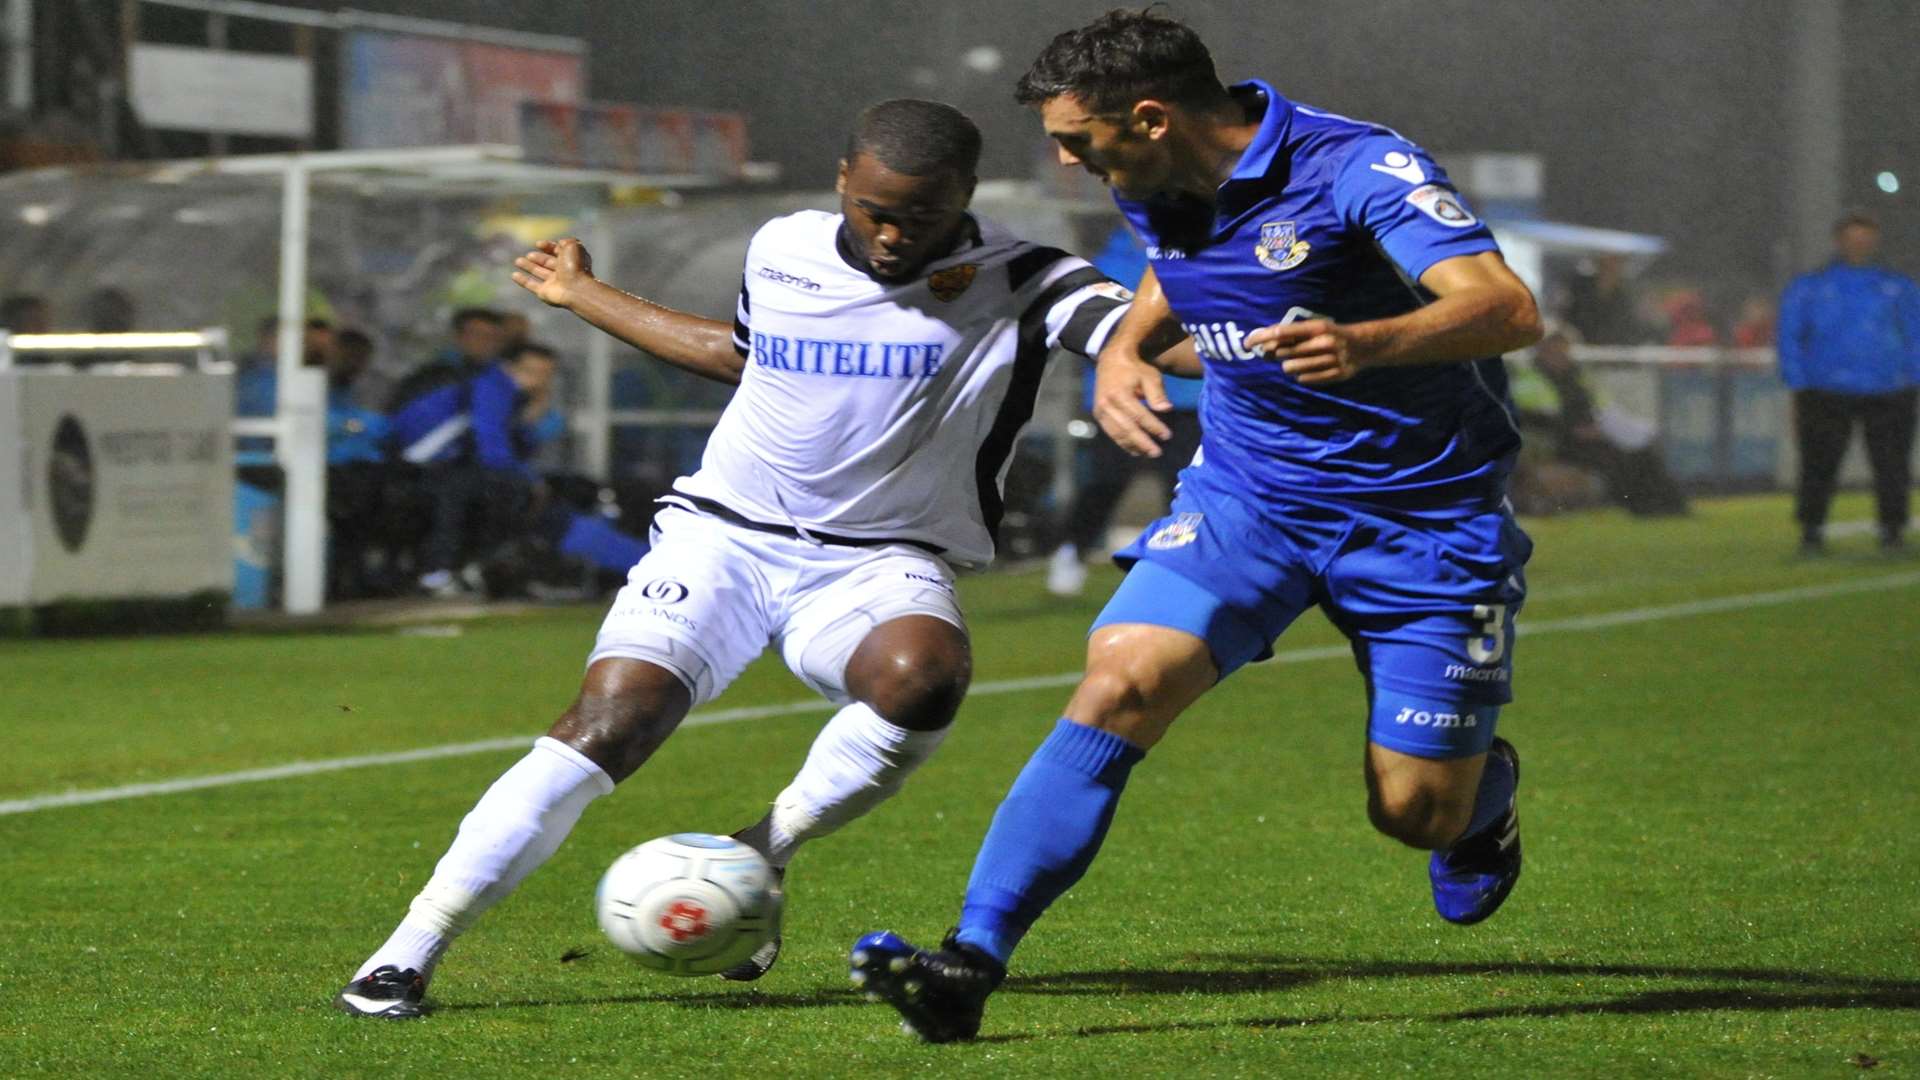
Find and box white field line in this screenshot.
[5,570,1918,818]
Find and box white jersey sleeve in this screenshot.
[730,277,752,358]
[1004,247,1133,359]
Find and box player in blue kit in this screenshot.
[853,10,1544,1042]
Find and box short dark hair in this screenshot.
[1,293,47,325]
[508,341,557,364]
[1835,211,1880,233]
[336,328,373,354]
[844,99,982,178]
[1015,7,1230,114]
[451,307,501,332]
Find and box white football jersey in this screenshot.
[668,210,1131,568]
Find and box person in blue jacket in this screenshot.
[390,341,647,596]
[1778,213,1920,553]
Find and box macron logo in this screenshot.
[758,266,822,292]
[1369,150,1427,186]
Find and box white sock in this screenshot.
[758,703,948,868]
[353,736,614,981]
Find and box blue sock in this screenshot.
[1458,742,1516,842]
[558,513,650,575]
[954,719,1145,966]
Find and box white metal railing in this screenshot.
[1558,345,1775,369]
[0,328,229,369]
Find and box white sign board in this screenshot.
[0,370,233,606]
[0,374,25,606]
[129,43,313,138]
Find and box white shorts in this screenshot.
[588,507,967,707]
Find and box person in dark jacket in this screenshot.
[1778,213,1920,553]
[389,341,647,596]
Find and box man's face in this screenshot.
[1836,223,1880,266]
[302,324,335,367]
[498,313,530,348]
[455,317,504,363]
[509,354,556,395]
[836,153,975,283]
[1038,94,1172,200]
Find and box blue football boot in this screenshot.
[1428,737,1522,926]
[849,930,1005,1043]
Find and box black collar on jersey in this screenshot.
[834,214,984,283]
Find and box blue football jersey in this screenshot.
[1115,80,1521,513]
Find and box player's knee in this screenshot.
[1068,665,1149,728]
[1066,647,1176,743]
[855,645,971,732]
[549,659,692,782]
[1366,785,1474,850]
[846,617,972,732]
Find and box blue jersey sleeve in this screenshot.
[470,367,533,478]
[1332,135,1498,283]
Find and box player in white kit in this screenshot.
[335,99,1168,1017]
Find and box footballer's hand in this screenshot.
[1244,318,1370,385]
[1092,350,1174,457]
[511,238,596,309]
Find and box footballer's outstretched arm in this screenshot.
[1090,266,1197,457]
[1245,251,1542,386]
[513,238,746,386]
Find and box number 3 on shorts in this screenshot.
[1467,603,1507,665]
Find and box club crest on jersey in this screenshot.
[928,264,978,302]
[1255,221,1311,272]
[1146,512,1204,550]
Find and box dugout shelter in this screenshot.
[0,142,769,614]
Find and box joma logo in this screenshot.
[1393,706,1477,729]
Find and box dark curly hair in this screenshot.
[1014,7,1230,114]
[845,98,983,178]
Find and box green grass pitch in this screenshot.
[2,494,1916,1078]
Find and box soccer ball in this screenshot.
[594,833,780,976]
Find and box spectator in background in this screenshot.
[385,307,506,412]
[1778,212,1920,554]
[1046,222,1203,596]
[390,341,646,597]
[234,316,281,420]
[1731,295,1776,348]
[1564,252,1648,345]
[83,287,137,334]
[498,311,532,351]
[2,293,52,334]
[328,329,389,466]
[1660,288,1720,347]
[1511,326,1688,517]
[514,324,567,451]
[234,317,339,465]
[326,329,393,599]
[235,316,337,417]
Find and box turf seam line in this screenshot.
[5,569,1916,817]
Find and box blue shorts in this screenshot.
[1092,466,1531,759]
